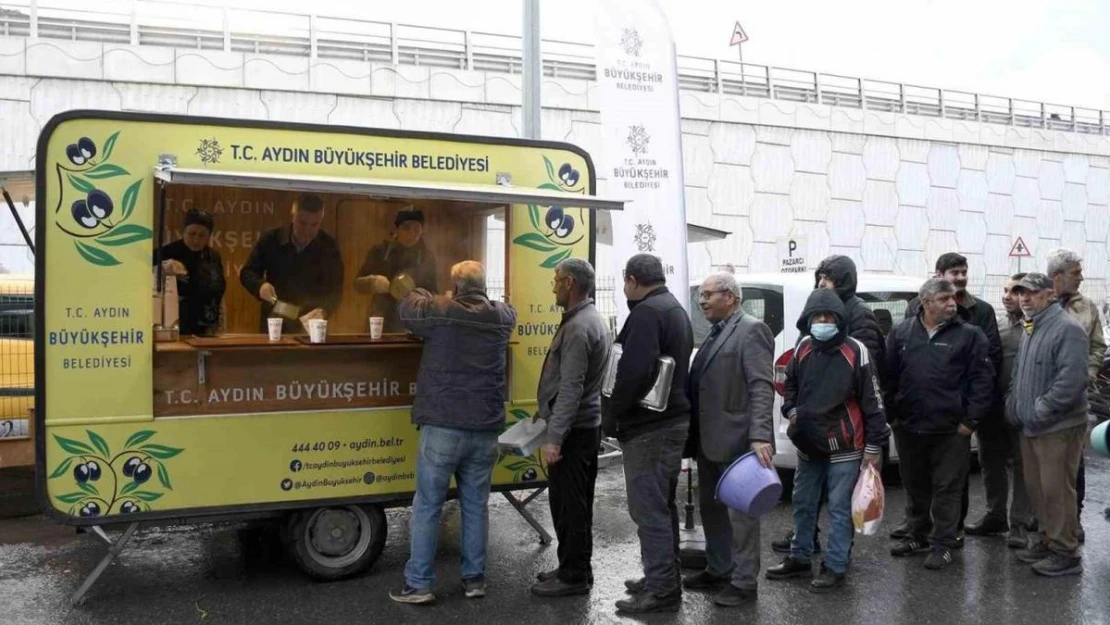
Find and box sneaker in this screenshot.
[389,584,436,605]
[889,520,912,540]
[765,557,813,580]
[1006,526,1029,550]
[1016,542,1053,564]
[810,565,845,593]
[964,515,1008,536]
[712,584,756,608]
[682,570,730,590]
[924,548,954,570]
[1031,553,1082,578]
[891,538,930,558]
[462,577,486,599]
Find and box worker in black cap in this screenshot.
[157,208,226,336]
[355,207,439,332]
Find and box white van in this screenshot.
[689,272,978,476]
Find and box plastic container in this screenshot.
[498,417,548,457]
[715,451,782,516]
[1091,420,1110,457]
[600,343,676,412]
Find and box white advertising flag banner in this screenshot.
[595,0,689,326]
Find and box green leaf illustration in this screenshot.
[538,182,563,192]
[157,463,173,490]
[505,461,532,471]
[77,481,99,496]
[140,444,184,459]
[56,492,86,504]
[508,408,531,423]
[512,232,557,253]
[528,204,541,231]
[97,224,152,247]
[84,164,130,179]
[67,174,96,194]
[87,430,110,457]
[121,179,142,221]
[49,457,75,479]
[54,434,94,456]
[124,430,157,450]
[120,481,140,496]
[74,242,120,266]
[101,131,120,161]
[542,156,556,183]
[133,491,163,502]
[541,249,572,269]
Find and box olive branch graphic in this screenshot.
[512,156,588,268]
[498,408,548,483]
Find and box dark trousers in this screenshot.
[896,429,971,549]
[959,418,1034,528]
[622,421,688,595]
[547,426,601,583]
[698,454,761,591]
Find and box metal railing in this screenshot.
[0,0,1106,136]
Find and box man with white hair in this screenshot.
[1046,248,1104,543]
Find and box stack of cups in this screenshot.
[369,316,384,340]
[308,319,329,344]
[267,318,283,342]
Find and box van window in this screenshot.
[0,294,33,339]
[858,292,917,337]
[689,285,785,347]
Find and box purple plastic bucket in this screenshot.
[715,451,782,516]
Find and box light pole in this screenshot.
[522,0,541,139]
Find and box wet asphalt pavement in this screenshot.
[3,453,1110,625]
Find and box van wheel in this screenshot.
[287,505,386,580]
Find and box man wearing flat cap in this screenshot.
[355,207,439,332]
[1005,272,1089,577]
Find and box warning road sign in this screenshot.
[730,22,749,46]
[1009,237,1031,257]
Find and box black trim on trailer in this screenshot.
[34,109,598,525]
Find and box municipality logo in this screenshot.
[620,28,643,57]
[634,223,657,252]
[626,125,650,156]
[196,137,223,165]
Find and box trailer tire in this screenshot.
[287,504,386,580]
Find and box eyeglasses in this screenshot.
[698,289,727,301]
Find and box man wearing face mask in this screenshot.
[767,289,888,593]
[885,278,993,571]
[355,208,439,333]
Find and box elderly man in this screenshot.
[1046,248,1104,542]
[680,272,774,607]
[1006,273,1088,577]
[603,254,693,615]
[531,259,610,598]
[886,278,993,571]
[389,261,516,605]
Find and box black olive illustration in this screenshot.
[120,501,139,514]
[86,461,101,481]
[77,137,97,161]
[558,163,580,187]
[73,463,91,484]
[65,144,86,166]
[79,502,101,517]
[71,200,99,229]
[133,463,152,484]
[87,190,114,220]
[123,456,141,477]
[521,468,537,482]
[554,215,575,239]
[545,206,565,229]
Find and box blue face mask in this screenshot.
[810,322,838,341]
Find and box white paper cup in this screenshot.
[369,316,384,339]
[308,319,328,343]
[267,317,283,342]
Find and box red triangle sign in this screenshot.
[730,22,749,46]
[1009,237,1031,257]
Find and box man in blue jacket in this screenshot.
[389,261,516,605]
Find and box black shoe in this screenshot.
[771,529,822,554]
[1031,553,1082,577]
[624,577,646,595]
[1077,523,1085,544]
[530,577,591,597]
[889,520,912,540]
[810,565,845,593]
[766,557,813,580]
[891,539,930,558]
[924,548,954,570]
[964,515,1009,536]
[952,532,965,549]
[615,590,681,614]
[712,584,756,608]
[1016,542,1052,564]
[536,569,593,584]
[1007,526,1029,550]
[682,570,730,590]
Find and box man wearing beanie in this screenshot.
[356,207,439,332]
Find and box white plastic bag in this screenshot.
[851,463,885,535]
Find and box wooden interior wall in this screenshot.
[159,186,500,335]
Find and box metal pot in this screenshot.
[270,298,300,320]
[389,273,416,300]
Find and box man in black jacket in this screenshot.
[602,254,693,615]
[886,278,994,571]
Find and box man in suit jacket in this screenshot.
[684,272,775,608]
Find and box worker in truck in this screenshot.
[156,208,226,336]
[354,207,439,333]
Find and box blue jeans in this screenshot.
[791,456,859,575]
[404,425,499,590]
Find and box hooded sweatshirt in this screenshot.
[813,255,885,374]
[782,289,889,462]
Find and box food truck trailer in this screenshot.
[34,110,622,604]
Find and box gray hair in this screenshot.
[1045,248,1082,277]
[704,272,742,301]
[450,260,485,293]
[556,258,595,295]
[919,277,955,302]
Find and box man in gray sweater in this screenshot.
[531,258,610,598]
[1005,273,1088,577]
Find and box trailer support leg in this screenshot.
[501,489,552,545]
[70,522,140,606]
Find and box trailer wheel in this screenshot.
[287,504,386,580]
